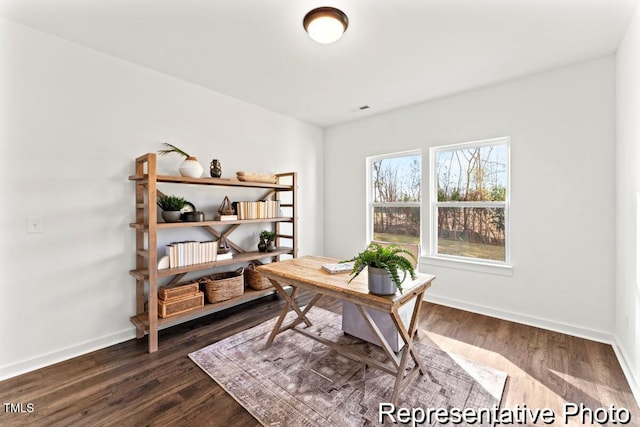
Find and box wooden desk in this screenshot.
[256,255,435,405]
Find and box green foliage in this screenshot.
[438,185,505,202]
[342,243,417,293]
[489,207,505,232]
[438,187,462,201]
[490,185,506,201]
[260,230,276,242]
[157,195,186,211]
[157,143,191,159]
[372,232,420,245]
[438,237,505,261]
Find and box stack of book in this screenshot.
[321,262,354,274]
[165,240,218,268]
[215,213,238,221]
[234,200,281,220]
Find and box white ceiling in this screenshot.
[1,0,637,127]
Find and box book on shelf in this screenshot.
[321,262,354,274]
[165,240,217,268]
[215,214,238,221]
[233,200,281,220]
[216,252,233,261]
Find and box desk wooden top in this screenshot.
[257,256,435,311]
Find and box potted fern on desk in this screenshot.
[343,243,417,295]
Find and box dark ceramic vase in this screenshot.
[210,159,222,178]
[258,238,267,252]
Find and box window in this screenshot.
[430,137,509,264]
[367,151,421,245]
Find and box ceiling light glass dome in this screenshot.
[303,7,349,44]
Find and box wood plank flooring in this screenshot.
[1,291,637,426]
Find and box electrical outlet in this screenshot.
[27,216,43,233]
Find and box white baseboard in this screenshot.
[611,337,640,408]
[423,294,614,344]
[0,329,135,381]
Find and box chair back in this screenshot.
[371,240,420,268]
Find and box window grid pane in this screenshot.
[432,138,509,264]
[436,206,505,261]
[373,206,420,244]
[368,152,421,245]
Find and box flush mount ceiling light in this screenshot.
[303,6,349,44]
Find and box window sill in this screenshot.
[420,255,513,276]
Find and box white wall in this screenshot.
[325,57,616,341]
[0,19,324,380]
[616,4,640,400]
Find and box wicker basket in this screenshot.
[199,267,244,303]
[245,263,273,290]
[158,281,200,301]
[158,292,204,318]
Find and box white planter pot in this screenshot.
[179,157,203,178]
[367,266,398,295]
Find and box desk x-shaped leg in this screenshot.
[355,287,427,405]
[263,277,428,406]
[264,279,323,348]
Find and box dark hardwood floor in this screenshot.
[1,291,637,426]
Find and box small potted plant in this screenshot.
[342,243,417,295]
[158,142,204,178]
[157,195,186,223]
[260,230,277,252]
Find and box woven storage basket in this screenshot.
[158,281,200,301]
[158,292,204,318]
[199,267,244,303]
[245,263,273,290]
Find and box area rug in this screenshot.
[189,307,507,426]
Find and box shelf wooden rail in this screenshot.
[130,153,297,352]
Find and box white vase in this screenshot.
[179,157,204,178]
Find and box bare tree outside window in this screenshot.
[369,152,421,244]
[432,138,509,263]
